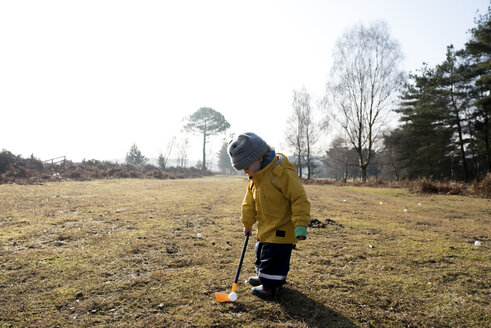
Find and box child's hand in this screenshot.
[244,227,253,236]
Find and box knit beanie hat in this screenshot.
[228,132,269,170]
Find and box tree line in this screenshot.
[393,12,490,182]
[299,9,489,182]
[127,8,490,183]
[125,107,232,172]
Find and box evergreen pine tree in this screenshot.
[397,66,455,179]
[125,144,148,166]
[217,142,235,174]
[436,46,473,180]
[459,7,491,176]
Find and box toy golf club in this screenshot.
[215,234,249,303]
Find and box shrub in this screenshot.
[0,151,15,173]
[15,168,28,179]
[469,173,491,198]
[0,149,213,184]
[89,167,103,179]
[409,178,469,196]
[409,178,439,194]
[70,171,82,179]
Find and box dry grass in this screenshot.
[304,173,491,198]
[0,177,489,327]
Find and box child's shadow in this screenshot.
[278,287,357,328]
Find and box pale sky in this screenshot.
[1,0,488,165]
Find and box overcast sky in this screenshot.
[1,0,488,165]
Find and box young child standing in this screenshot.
[228,132,311,297]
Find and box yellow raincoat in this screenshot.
[241,153,311,244]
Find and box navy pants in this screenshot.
[255,241,294,288]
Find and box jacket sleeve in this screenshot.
[240,183,257,228]
[282,169,311,228]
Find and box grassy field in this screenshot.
[0,177,489,327]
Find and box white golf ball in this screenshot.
[197,233,202,238]
[228,292,237,302]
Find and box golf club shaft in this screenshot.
[233,234,249,284]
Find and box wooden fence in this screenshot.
[43,156,66,165]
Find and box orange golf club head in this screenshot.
[215,235,249,303]
[215,292,230,303]
[215,283,238,302]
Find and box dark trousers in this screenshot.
[255,241,294,288]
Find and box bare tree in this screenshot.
[206,145,215,171]
[286,87,322,179]
[325,21,405,181]
[286,89,307,178]
[176,137,189,168]
[302,93,323,180]
[158,137,176,169]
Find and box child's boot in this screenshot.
[247,276,261,286]
[251,285,277,298]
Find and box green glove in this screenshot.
[295,225,307,240]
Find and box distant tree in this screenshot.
[324,135,358,181]
[325,21,405,182]
[381,128,404,180]
[176,138,190,168]
[286,90,307,178]
[365,152,382,178]
[126,144,148,165]
[158,153,166,169]
[183,107,230,170]
[286,87,322,179]
[217,141,235,174]
[206,146,215,171]
[157,137,176,169]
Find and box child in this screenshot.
[228,132,311,297]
